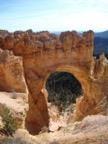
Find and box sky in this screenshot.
[0,0,108,32]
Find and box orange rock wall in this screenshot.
[0,29,108,134]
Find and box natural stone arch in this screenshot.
[24,63,92,134]
[0,30,108,135]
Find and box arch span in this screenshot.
[24,64,94,134]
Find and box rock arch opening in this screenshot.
[45,71,83,131]
[46,72,83,111]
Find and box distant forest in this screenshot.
[46,72,82,111]
[94,36,108,58]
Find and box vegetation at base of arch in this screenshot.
[0,106,17,136]
[46,72,83,112]
[0,138,32,144]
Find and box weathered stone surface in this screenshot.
[0,49,27,93]
[0,29,108,135]
[14,115,108,144]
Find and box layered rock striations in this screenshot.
[0,29,108,134]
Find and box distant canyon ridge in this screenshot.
[0,29,108,134]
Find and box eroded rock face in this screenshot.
[0,47,28,129]
[0,49,27,93]
[0,29,108,135]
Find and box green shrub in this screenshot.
[0,137,32,144]
[0,107,17,136]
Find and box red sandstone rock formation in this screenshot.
[0,29,108,135]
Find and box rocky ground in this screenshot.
[0,92,108,144]
[48,102,76,132]
[13,115,108,144]
[0,94,108,144]
[0,92,28,129]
